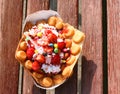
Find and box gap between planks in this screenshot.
[102,0,108,94]
[77,0,82,94]
[18,0,27,94]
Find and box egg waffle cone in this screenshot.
[15,10,85,89]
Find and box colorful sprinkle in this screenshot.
[25,36,30,41]
[37,32,42,37]
[48,43,54,47]
[63,48,70,52]
[34,50,38,54]
[54,44,58,48]
[54,48,58,53]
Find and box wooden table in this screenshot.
[0,0,119,94]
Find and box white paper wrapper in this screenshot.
[23,10,60,31]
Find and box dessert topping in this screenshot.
[24,23,71,74]
[26,47,35,59]
[32,61,40,71]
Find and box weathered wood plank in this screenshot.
[107,0,120,94]
[22,0,49,94]
[56,0,78,94]
[27,0,49,15]
[0,0,23,94]
[57,0,78,28]
[82,0,103,94]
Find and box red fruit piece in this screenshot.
[45,29,57,43]
[57,42,65,50]
[36,54,45,63]
[26,47,35,59]
[44,46,53,54]
[32,61,40,71]
[51,54,60,65]
[45,29,52,35]
[48,33,57,43]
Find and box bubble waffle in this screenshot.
[15,10,85,89]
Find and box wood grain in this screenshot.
[55,0,78,94]
[57,0,78,28]
[27,0,49,15]
[0,0,23,94]
[82,0,103,94]
[22,0,49,94]
[107,0,120,94]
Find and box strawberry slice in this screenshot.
[35,54,45,63]
[51,54,60,65]
[26,47,35,59]
[32,61,40,71]
[57,42,65,50]
[44,46,53,54]
[45,29,52,35]
[45,29,57,43]
[48,33,57,43]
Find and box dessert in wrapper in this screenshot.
[15,10,85,89]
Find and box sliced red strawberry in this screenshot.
[35,54,45,63]
[44,29,57,43]
[44,46,53,54]
[32,61,40,71]
[57,42,65,50]
[45,29,52,35]
[26,47,35,59]
[51,54,60,65]
[47,33,57,43]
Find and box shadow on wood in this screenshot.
[55,64,77,94]
[32,84,45,94]
[82,56,97,94]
